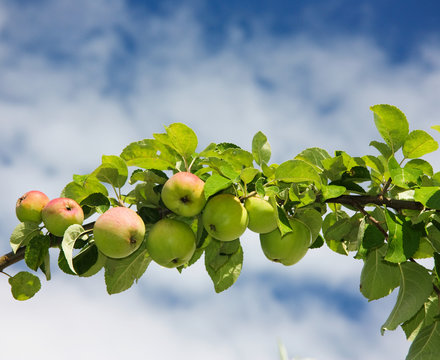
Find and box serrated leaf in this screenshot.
[240,167,259,184]
[61,176,108,204]
[402,293,438,341]
[9,271,41,301]
[362,155,385,174]
[360,245,400,300]
[370,104,409,153]
[61,224,86,274]
[321,184,346,200]
[205,239,243,293]
[24,235,51,271]
[120,139,176,170]
[275,159,321,187]
[403,130,439,159]
[405,159,434,177]
[388,156,422,188]
[295,147,331,171]
[203,173,232,199]
[104,241,151,294]
[93,155,128,188]
[369,141,393,159]
[9,222,41,253]
[129,169,168,185]
[165,123,198,160]
[381,261,433,334]
[80,193,111,215]
[252,131,271,166]
[414,187,440,210]
[384,209,420,263]
[406,320,440,360]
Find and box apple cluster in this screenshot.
[15,171,312,273]
[16,190,84,236]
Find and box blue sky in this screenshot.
[1,1,440,359]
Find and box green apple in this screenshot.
[42,198,84,237]
[202,194,248,241]
[244,196,277,234]
[260,218,311,266]
[93,207,145,259]
[146,218,196,268]
[161,172,206,217]
[16,190,50,223]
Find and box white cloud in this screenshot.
[1,1,439,359]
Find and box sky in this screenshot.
[1,1,440,359]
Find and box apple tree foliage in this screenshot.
[3,104,440,359]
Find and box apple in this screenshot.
[161,172,206,217]
[16,190,50,223]
[146,218,196,268]
[202,194,249,241]
[244,196,278,234]
[260,218,311,266]
[42,198,84,237]
[93,207,145,259]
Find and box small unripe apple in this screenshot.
[161,172,206,217]
[202,194,249,241]
[244,196,277,234]
[147,218,196,268]
[16,190,50,223]
[42,198,84,237]
[93,207,145,259]
[260,218,311,266]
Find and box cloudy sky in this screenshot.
[1,1,440,359]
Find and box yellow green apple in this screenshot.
[161,172,206,217]
[146,218,196,268]
[260,218,311,266]
[93,207,145,259]
[42,197,84,237]
[244,196,277,234]
[202,194,248,241]
[16,190,50,223]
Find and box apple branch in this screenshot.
[0,195,427,273]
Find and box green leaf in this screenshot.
[414,187,440,210]
[9,222,41,253]
[403,130,439,159]
[252,131,271,166]
[388,156,422,188]
[362,155,385,174]
[359,245,400,301]
[362,224,386,249]
[120,139,177,170]
[276,206,293,237]
[406,320,440,360]
[384,209,420,263]
[321,185,346,200]
[163,123,198,161]
[129,169,168,185]
[93,155,128,188]
[295,147,331,171]
[61,224,86,275]
[402,293,438,341]
[220,148,254,172]
[24,235,51,271]
[405,159,434,177]
[369,141,393,159]
[203,173,233,200]
[275,160,322,187]
[80,193,111,215]
[62,175,108,204]
[39,251,51,281]
[370,104,409,153]
[104,241,151,294]
[240,167,259,184]
[381,261,433,334]
[204,239,243,293]
[322,212,350,255]
[9,271,41,301]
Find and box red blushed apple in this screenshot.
[42,198,84,237]
[161,172,206,217]
[93,207,145,259]
[16,190,50,224]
